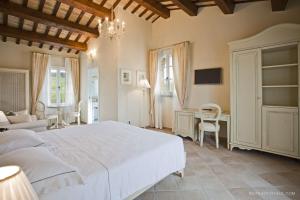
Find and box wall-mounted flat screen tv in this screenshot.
[194,68,222,84]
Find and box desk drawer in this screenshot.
[175,111,195,141]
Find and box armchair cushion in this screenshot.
[7,114,32,124]
[0,120,48,132]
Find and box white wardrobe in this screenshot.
[229,24,300,159]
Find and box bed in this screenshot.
[36,121,186,200]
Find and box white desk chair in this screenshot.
[70,101,82,125]
[36,101,58,128]
[198,103,222,149]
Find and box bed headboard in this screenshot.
[0,68,30,112]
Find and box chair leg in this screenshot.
[200,130,204,147]
[215,131,219,149]
[56,117,59,128]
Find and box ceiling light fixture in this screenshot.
[98,7,125,40]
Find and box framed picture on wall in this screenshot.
[136,71,146,87]
[121,69,132,85]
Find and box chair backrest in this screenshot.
[199,103,222,123]
[35,101,46,120]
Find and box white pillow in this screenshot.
[7,114,32,124]
[0,111,10,126]
[0,129,44,154]
[0,147,84,195]
[15,110,29,115]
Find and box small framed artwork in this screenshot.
[136,71,146,87]
[121,69,132,85]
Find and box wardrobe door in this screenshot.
[262,107,299,156]
[233,49,262,148]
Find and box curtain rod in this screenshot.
[150,41,190,51]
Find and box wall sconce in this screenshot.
[88,48,97,61]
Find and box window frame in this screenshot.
[159,52,174,97]
[47,66,69,107]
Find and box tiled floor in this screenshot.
[136,130,300,200]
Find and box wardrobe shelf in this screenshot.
[262,85,298,88]
[262,63,298,69]
[262,105,298,109]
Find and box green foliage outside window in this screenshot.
[48,68,67,106]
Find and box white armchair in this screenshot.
[198,103,222,149]
[70,101,82,125]
[36,101,58,128]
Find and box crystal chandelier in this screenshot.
[98,7,125,40]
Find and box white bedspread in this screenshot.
[38,121,186,200]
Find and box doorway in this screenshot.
[87,67,99,123]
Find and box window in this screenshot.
[159,52,174,96]
[48,67,68,106]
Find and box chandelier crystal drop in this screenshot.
[98,7,125,40]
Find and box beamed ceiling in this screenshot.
[0,0,290,54]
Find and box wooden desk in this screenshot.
[174,109,231,149]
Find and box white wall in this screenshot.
[0,41,78,70]
[83,9,152,126]
[0,41,78,111]
[151,0,300,128]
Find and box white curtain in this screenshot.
[39,65,49,106]
[31,52,49,114]
[172,42,190,108]
[149,50,163,129]
[65,59,75,106]
[65,58,80,104]
[171,90,181,132]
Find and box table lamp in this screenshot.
[0,165,38,200]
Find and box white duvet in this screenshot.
[38,121,186,200]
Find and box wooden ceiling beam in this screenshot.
[152,16,160,23]
[214,0,235,14]
[38,0,46,11]
[56,0,110,18]
[65,6,74,20]
[0,25,87,51]
[75,34,81,42]
[124,0,133,10]
[0,1,99,38]
[139,8,148,17]
[132,5,141,14]
[112,0,122,9]
[146,12,155,20]
[271,0,288,11]
[100,0,108,7]
[86,15,96,27]
[133,0,170,18]
[2,14,8,42]
[23,0,28,6]
[171,0,198,16]
[52,1,61,16]
[33,0,46,34]
[75,11,84,24]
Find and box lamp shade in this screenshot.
[0,166,38,200]
[140,79,151,89]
